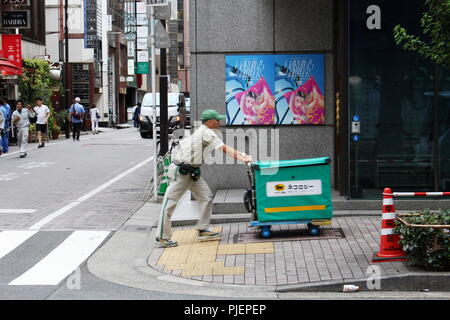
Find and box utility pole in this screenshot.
[64,0,70,138]
[150,5,158,202]
[159,19,168,157]
[134,0,138,107]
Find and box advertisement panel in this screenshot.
[225,54,324,125]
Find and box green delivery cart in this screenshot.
[244,157,333,238]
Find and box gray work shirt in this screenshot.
[12,109,36,129]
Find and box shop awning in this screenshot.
[0,58,19,75]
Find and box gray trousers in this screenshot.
[17,127,29,155]
[156,164,213,240]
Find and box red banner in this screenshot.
[1,34,23,75]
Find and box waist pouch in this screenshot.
[178,163,201,181]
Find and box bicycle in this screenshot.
[143,128,185,201]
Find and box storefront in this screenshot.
[336,0,450,199]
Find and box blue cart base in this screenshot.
[249,219,332,238]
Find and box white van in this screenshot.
[139,92,180,138]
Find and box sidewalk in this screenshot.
[87,196,450,297]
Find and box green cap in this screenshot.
[200,109,226,122]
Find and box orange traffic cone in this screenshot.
[372,188,407,263]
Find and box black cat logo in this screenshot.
[275,184,286,191]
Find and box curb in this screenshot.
[276,272,450,292]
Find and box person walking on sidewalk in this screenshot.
[11,101,36,159]
[70,97,85,141]
[0,104,4,156]
[133,103,141,129]
[89,103,100,135]
[0,98,11,153]
[155,109,253,248]
[33,98,51,148]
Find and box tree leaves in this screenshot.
[393,0,450,69]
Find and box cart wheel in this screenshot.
[307,223,320,236]
[261,226,271,238]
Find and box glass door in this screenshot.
[348,0,436,198]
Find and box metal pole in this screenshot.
[150,6,158,202]
[64,0,70,138]
[159,19,168,156]
[134,0,138,106]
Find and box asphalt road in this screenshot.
[0,128,210,299]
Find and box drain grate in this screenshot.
[234,228,345,244]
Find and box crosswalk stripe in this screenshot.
[0,209,37,214]
[8,230,110,286]
[0,231,38,260]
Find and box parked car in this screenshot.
[139,93,179,139]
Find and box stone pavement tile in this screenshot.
[338,218,374,274]
[216,254,226,262]
[238,222,248,234]
[234,274,245,285]
[328,239,354,278]
[213,264,244,276]
[225,254,236,267]
[310,240,332,280]
[223,275,234,283]
[301,241,321,281]
[220,224,231,245]
[203,275,213,282]
[148,248,164,265]
[319,240,343,280]
[229,223,239,244]
[180,262,222,277]
[171,270,182,276]
[218,244,246,255]
[246,242,274,254]
[213,275,224,283]
[291,241,310,282]
[235,254,245,267]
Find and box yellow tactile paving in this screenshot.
[155,228,274,277]
[217,244,246,255]
[181,262,224,277]
[245,242,274,254]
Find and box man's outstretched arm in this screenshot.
[219,144,253,163]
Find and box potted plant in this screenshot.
[396,209,450,271]
[28,123,36,143]
[52,124,61,140]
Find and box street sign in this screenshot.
[154,20,171,48]
[147,3,171,20]
[148,0,168,6]
[1,10,30,29]
[1,0,30,4]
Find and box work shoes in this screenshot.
[197,230,221,241]
[155,238,178,248]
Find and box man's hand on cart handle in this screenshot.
[220,145,253,164]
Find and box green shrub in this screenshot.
[395,209,450,271]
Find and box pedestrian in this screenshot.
[155,109,253,248]
[133,102,141,129]
[89,103,100,135]
[0,98,11,153]
[33,98,51,148]
[11,101,36,159]
[70,97,85,141]
[0,104,4,156]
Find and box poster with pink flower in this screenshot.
[226,54,324,125]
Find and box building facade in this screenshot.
[189,0,450,199]
[0,0,46,101]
